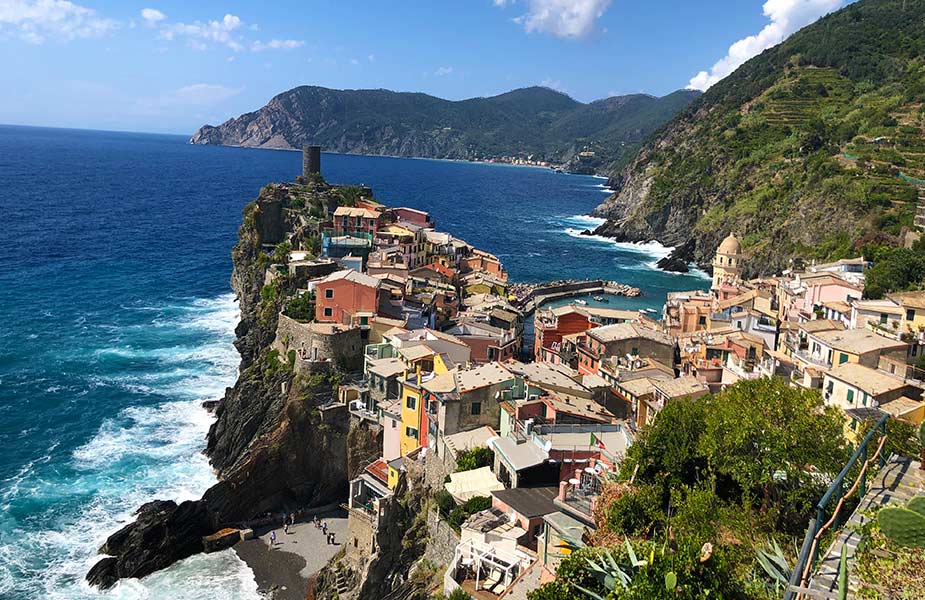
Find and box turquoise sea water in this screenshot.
[0,125,707,598]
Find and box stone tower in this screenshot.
[712,233,742,290]
[302,145,321,179]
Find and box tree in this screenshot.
[698,378,847,512]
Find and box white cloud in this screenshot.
[368,53,375,62]
[160,13,244,52]
[350,57,359,65]
[0,0,118,44]
[495,0,612,39]
[251,38,303,51]
[688,0,846,91]
[140,7,165,25]
[434,65,454,76]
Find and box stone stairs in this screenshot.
[807,456,925,598]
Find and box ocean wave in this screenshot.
[563,227,674,259]
[0,293,258,599]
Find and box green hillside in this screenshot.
[190,86,698,175]
[594,0,925,277]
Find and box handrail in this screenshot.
[784,414,889,600]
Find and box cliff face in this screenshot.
[87,184,355,589]
[190,85,698,176]
[592,0,925,275]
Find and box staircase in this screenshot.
[806,456,925,598]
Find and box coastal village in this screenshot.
[243,148,925,599]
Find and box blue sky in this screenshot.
[0,0,850,134]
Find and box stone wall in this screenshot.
[424,509,459,570]
[274,314,365,372]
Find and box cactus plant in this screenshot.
[878,505,925,548]
[755,539,792,589]
[908,495,925,518]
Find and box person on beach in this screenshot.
[283,521,289,534]
[322,521,327,535]
[269,530,276,547]
[330,532,336,545]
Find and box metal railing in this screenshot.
[784,414,889,600]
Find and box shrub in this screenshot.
[455,446,493,472]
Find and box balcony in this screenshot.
[792,348,831,369]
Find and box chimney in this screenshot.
[302,145,321,179]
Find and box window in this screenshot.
[880,313,888,325]
[325,288,333,299]
[847,389,854,404]
[698,316,707,326]
[908,309,916,321]
[631,347,639,356]
[406,396,417,410]
[323,307,333,317]
[839,353,849,364]
[471,402,481,416]
[391,420,396,428]
[405,426,418,439]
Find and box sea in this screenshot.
[0,124,708,599]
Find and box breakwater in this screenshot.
[510,279,642,314]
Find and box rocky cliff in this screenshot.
[190,85,698,176]
[592,0,925,275]
[87,182,358,589]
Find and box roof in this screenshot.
[456,362,515,393]
[444,425,497,457]
[718,233,741,254]
[421,369,458,395]
[445,466,504,503]
[888,290,925,310]
[880,396,925,418]
[653,377,709,399]
[542,392,613,423]
[364,459,389,486]
[587,322,672,346]
[398,344,436,362]
[544,511,586,538]
[333,206,381,219]
[504,361,588,395]
[491,486,558,518]
[853,299,902,314]
[716,289,758,311]
[367,357,407,379]
[825,363,911,397]
[616,377,658,398]
[786,319,845,334]
[462,507,527,540]
[536,429,630,455]
[319,269,381,289]
[812,328,907,355]
[490,436,548,471]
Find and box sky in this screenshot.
[0,0,853,134]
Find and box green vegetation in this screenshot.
[435,495,492,532]
[454,447,493,472]
[530,379,850,599]
[861,238,925,298]
[878,495,925,547]
[193,85,699,175]
[857,503,925,598]
[606,0,925,274]
[283,292,315,322]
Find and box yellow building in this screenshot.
[398,345,451,456]
[888,290,925,343]
[712,234,743,290]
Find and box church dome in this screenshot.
[718,233,741,255]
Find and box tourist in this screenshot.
[283,521,289,534]
[330,532,336,545]
[322,520,327,535]
[269,530,276,547]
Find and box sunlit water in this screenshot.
[0,125,706,598]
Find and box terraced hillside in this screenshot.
[593,0,925,276]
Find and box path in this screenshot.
[234,509,349,600]
[807,456,925,598]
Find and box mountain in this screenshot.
[593,0,925,275]
[190,86,699,175]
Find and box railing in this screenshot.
[784,414,889,600]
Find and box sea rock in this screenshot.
[656,255,689,273]
[87,500,213,589]
[580,229,592,236]
[201,399,220,412]
[202,528,241,553]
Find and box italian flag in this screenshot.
[590,433,606,450]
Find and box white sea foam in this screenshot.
[0,293,259,600]
[563,226,674,260]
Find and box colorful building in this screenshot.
[314,269,381,326]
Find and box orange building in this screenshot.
[534,306,594,364]
[314,269,381,326]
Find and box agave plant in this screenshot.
[754,539,793,591]
[572,540,649,600]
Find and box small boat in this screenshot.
[574,299,588,305]
[593,295,608,303]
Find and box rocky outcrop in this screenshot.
[190,85,698,177]
[87,184,352,590]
